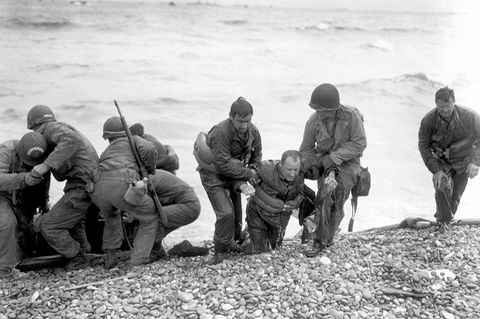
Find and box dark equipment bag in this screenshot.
[351,166,370,197]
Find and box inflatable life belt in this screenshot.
[193,132,217,173]
[252,186,285,214]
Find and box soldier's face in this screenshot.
[436,98,455,118]
[280,157,301,181]
[230,114,252,133]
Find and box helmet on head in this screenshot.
[18,132,49,167]
[102,116,126,140]
[27,105,56,129]
[309,83,340,110]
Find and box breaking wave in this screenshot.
[8,16,74,29]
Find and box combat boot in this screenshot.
[104,249,119,269]
[66,250,89,270]
[150,242,166,263]
[304,243,325,258]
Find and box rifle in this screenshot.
[114,100,168,225]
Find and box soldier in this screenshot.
[0,132,50,278]
[300,84,366,257]
[194,97,261,263]
[27,105,99,269]
[241,150,314,254]
[129,123,179,174]
[418,87,480,226]
[91,116,158,268]
[148,170,201,260]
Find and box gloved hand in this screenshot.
[240,182,256,197]
[466,163,479,178]
[32,163,50,177]
[432,170,449,189]
[320,155,334,170]
[25,172,43,186]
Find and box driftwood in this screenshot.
[63,275,130,291]
[358,217,480,234]
[17,251,131,271]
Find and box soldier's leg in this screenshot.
[230,189,243,243]
[244,202,270,254]
[329,165,357,244]
[450,172,469,216]
[0,197,19,274]
[39,189,90,259]
[434,173,454,223]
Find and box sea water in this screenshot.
[1,0,479,243]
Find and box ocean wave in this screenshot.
[155,97,186,105]
[220,19,249,26]
[381,27,431,33]
[8,16,74,29]
[294,23,365,32]
[366,39,394,51]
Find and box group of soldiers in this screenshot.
[1,83,479,278]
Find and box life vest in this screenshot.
[252,186,285,214]
[193,132,217,173]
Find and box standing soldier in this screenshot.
[0,132,50,278]
[27,105,99,269]
[418,87,480,227]
[300,84,366,257]
[194,97,262,263]
[91,116,158,268]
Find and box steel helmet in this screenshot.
[102,116,126,139]
[27,105,56,129]
[18,132,49,166]
[309,83,340,110]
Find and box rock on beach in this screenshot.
[1,225,479,318]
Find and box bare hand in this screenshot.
[432,170,449,189]
[324,173,337,192]
[240,183,255,197]
[466,163,479,179]
[25,172,43,186]
[32,163,50,177]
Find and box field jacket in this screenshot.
[300,104,366,172]
[418,105,480,174]
[206,118,262,181]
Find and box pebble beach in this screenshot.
[1,224,479,319]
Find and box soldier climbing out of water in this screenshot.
[130,123,180,174]
[27,105,99,270]
[0,132,51,279]
[194,97,262,264]
[418,87,480,227]
[241,150,315,254]
[91,116,159,268]
[300,84,366,257]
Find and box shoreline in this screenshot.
[1,223,479,318]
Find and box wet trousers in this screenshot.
[39,184,91,259]
[313,163,358,248]
[434,170,469,223]
[244,200,291,254]
[150,171,201,244]
[199,170,243,253]
[91,170,158,262]
[0,196,23,271]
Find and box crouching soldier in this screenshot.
[27,105,99,270]
[148,170,201,260]
[0,132,50,278]
[91,116,158,268]
[242,150,313,254]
